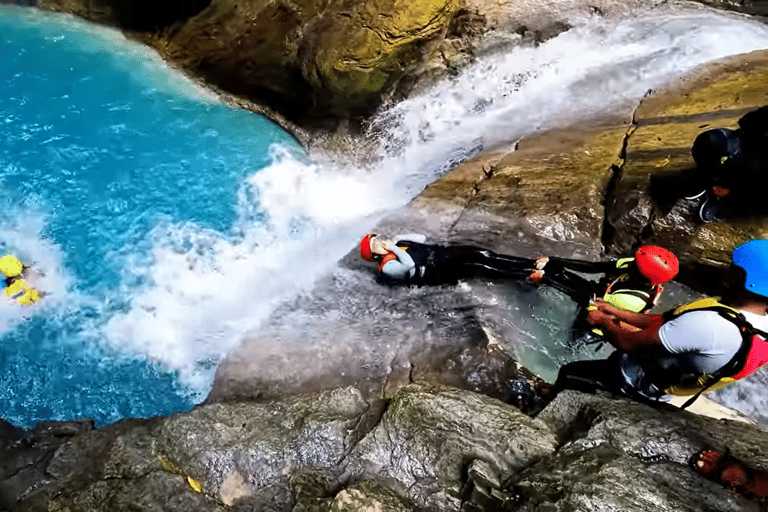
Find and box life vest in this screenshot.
[4,278,41,306]
[601,257,660,313]
[643,297,768,408]
[585,259,662,340]
[378,241,434,284]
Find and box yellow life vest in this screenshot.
[0,255,23,278]
[5,278,42,306]
[654,297,758,398]
[590,258,657,336]
[603,257,656,311]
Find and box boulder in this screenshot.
[127,0,465,126]
[36,0,763,128]
[345,384,557,511]
[3,385,768,511]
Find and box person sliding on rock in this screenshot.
[359,233,546,285]
[359,234,678,347]
[554,239,768,409]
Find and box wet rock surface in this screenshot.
[412,49,768,293]
[21,0,752,128]
[3,386,767,511]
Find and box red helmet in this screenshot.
[360,233,376,262]
[634,245,679,286]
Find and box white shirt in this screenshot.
[659,309,768,374]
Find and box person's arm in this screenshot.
[392,233,426,244]
[587,303,662,352]
[590,300,664,329]
[379,243,416,280]
[545,256,618,274]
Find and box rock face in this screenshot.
[445,121,627,260]
[139,0,467,125]
[605,51,768,267]
[2,385,767,511]
[29,0,757,128]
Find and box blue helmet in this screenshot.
[732,239,768,298]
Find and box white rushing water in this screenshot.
[104,3,768,406]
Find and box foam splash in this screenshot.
[0,206,72,331]
[105,145,388,391]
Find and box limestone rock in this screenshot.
[134,0,465,126]
[449,120,628,260]
[5,385,768,512]
[346,384,557,510]
[514,390,768,511]
[327,480,415,511]
[33,0,748,127]
[403,50,768,286]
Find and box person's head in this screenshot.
[634,246,679,286]
[0,255,23,278]
[359,234,391,262]
[730,239,768,302]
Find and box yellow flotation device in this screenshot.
[5,278,42,306]
[0,255,23,278]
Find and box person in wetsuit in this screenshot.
[359,234,679,344]
[359,233,542,285]
[688,105,768,222]
[531,246,678,344]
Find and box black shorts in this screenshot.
[553,352,624,396]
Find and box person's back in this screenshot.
[651,298,768,396]
[689,105,768,221]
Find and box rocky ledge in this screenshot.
[2,2,768,511]
[2,385,767,511]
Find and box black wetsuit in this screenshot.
[379,242,658,346]
[382,242,644,298]
[377,240,537,285]
[691,105,768,215]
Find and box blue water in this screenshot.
[0,5,303,427]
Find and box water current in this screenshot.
[2,2,768,427]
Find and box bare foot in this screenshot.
[693,449,768,503]
[526,269,544,284]
[692,449,724,480]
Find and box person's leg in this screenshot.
[444,246,536,280]
[541,269,595,304]
[552,356,622,396]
